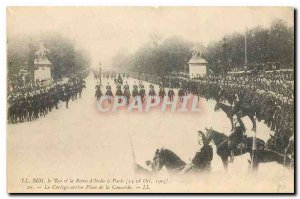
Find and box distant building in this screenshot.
[33,44,52,82]
[188,57,208,78]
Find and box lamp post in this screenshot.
[222,38,228,78]
[244,28,248,71]
[138,64,141,83]
[99,62,102,86]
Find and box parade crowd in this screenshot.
[127,69,294,156]
[7,74,86,124]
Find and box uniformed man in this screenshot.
[228,115,246,162]
[181,131,213,174]
[95,82,100,90]
[139,81,146,102]
[133,81,138,90]
[149,83,154,90]
[106,82,113,103]
[123,81,129,91]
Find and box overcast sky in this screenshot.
[7,7,294,69]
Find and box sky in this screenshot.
[7,7,294,69]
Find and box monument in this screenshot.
[33,44,52,82]
[188,51,208,78]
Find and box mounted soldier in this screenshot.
[105,82,113,103]
[228,114,246,162]
[123,81,131,104]
[95,82,102,101]
[168,84,175,101]
[181,131,213,173]
[139,81,146,103]
[133,81,138,91]
[116,83,123,103]
[117,74,123,85]
[149,83,156,103]
[123,81,129,91]
[159,85,166,101]
[178,82,186,102]
[218,85,225,102]
[159,81,163,90]
[149,83,154,90]
[132,81,139,104]
[62,83,72,109]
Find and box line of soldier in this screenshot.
[133,70,294,155]
[95,80,180,104]
[93,72,129,80]
[7,75,86,124]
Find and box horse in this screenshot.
[178,88,186,102]
[159,88,166,101]
[115,88,123,103]
[205,128,265,170]
[132,88,139,104]
[151,148,212,174]
[168,89,175,101]
[214,101,257,132]
[105,88,113,104]
[253,148,293,169]
[151,148,186,173]
[78,83,86,98]
[139,89,146,103]
[61,86,72,109]
[264,135,294,169]
[95,88,102,101]
[149,88,156,103]
[123,89,131,105]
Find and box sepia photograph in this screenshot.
[6,7,294,193]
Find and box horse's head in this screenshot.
[198,130,209,146]
[152,148,165,172]
[205,127,214,144]
[214,101,220,111]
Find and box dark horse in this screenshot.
[151,148,186,173]
[214,101,256,132]
[260,135,294,169]
[123,89,131,105]
[205,128,265,170]
[151,146,212,174]
[132,88,139,104]
[139,89,146,103]
[159,88,166,101]
[205,128,293,170]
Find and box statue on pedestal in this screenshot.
[33,44,52,81]
[35,44,50,60]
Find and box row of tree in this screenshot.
[111,19,294,76]
[7,32,90,80]
[204,19,294,73]
[111,36,194,76]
